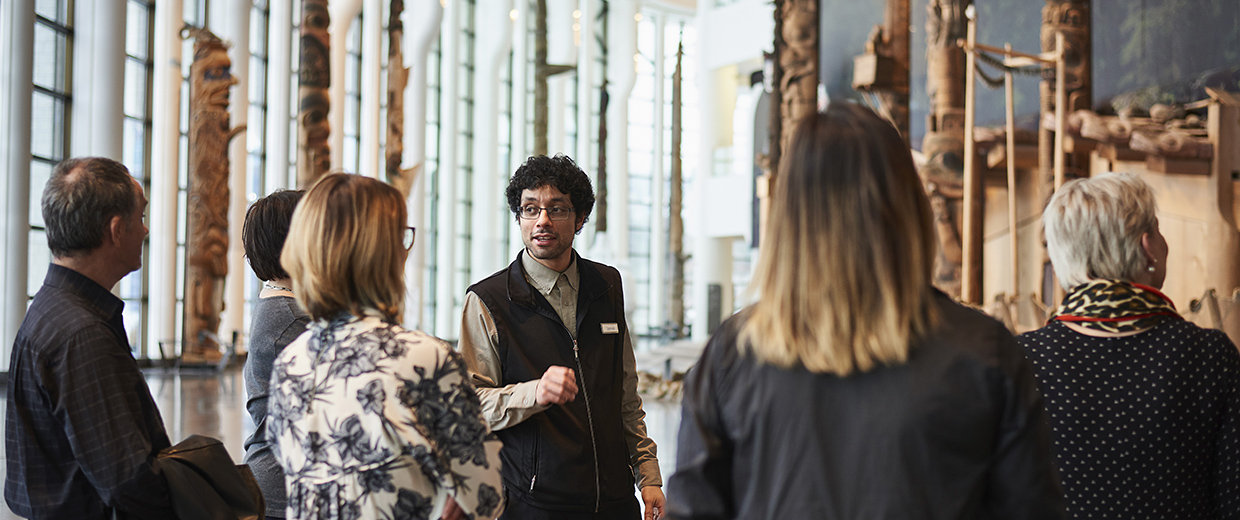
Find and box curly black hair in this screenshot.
[505,154,595,229]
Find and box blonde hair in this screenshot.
[739,103,939,375]
[281,173,408,322]
[1043,172,1158,289]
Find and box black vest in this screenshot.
[468,251,634,512]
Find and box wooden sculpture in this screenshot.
[386,0,419,197]
[533,0,575,156]
[184,26,243,362]
[669,38,686,334]
[852,0,911,140]
[775,0,818,162]
[921,0,970,299]
[297,0,331,188]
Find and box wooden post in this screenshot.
[960,6,982,304]
[1004,43,1019,300]
[881,0,911,140]
[922,0,969,299]
[1053,31,1067,192]
[297,0,331,188]
[386,0,418,197]
[670,37,685,334]
[184,27,239,363]
[533,0,575,156]
[1207,96,1240,343]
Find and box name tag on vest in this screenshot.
[601,323,620,334]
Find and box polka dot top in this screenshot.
[1018,320,1240,519]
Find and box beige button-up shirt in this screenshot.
[458,252,662,489]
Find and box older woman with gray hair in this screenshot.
[1019,172,1240,519]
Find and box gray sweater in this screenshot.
[242,295,309,518]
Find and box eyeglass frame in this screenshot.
[517,205,576,221]
[403,226,417,250]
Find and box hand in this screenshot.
[441,495,464,520]
[535,366,578,406]
[641,486,665,520]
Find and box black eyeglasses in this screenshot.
[403,226,417,250]
[519,205,575,221]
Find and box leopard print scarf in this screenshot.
[1050,279,1182,333]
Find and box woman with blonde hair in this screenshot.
[267,173,503,520]
[665,103,1064,519]
[1019,172,1240,518]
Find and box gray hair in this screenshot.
[42,157,138,258]
[1043,172,1158,289]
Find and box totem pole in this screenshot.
[1039,0,1090,302]
[775,0,818,164]
[597,81,609,232]
[852,0,911,140]
[669,38,685,334]
[921,0,970,299]
[297,0,331,188]
[184,27,242,362]
[386,0,419,197]
[534,0,575,156]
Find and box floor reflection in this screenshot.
[2,367,683,519]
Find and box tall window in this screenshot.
[342,15,363,173]
[452,0,477,339]
[122,0,155,355]
[422,37,443,330]
[245,0,272,334]
[627,14,657,337]
[29,0,74,298]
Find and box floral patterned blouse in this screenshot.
[268,310,505,520]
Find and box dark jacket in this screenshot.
[666,292,1066,520]
[468,252,634,512]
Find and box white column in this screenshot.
[605,0,639,263]
[434,0,461,338]
[330,0,364,172]
[472,0,514,280]
[649,13,666,334]
[213,0,250,346]
[691,3,720,342]
[150,0,185,355]
[574,0,593,253]
[71,0,126,159]
[266,0,293,193]
[0,0,35,369]
[402,0,443,330]
[359,0,382,178]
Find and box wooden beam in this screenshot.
[961,7,983,304]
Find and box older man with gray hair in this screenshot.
[5,157,175,519]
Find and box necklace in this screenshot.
[263,282,293,292]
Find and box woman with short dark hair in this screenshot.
[241,189,308,520]
[665,104,1065,519]
[1020,172,1240,518]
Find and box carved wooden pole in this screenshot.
[297,0,331,188]
[669,38,685,333]
[386,0,418,197]
[764,0,817,239]
[961,7,981,304]
[534,0,575,156]
[1038,0,1090,303]
[921,0,969,299]
[184,27,240,362]
[881,0,911,140]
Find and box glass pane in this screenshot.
[30,92,63,160]
[125,58,148,118]
[122,301,142,353]
[29,161,53,228]
[246,105,265,152]
[250,10,268,56]
[32,24,65,91]
[120,267,143,299]
[34,0,65,23]
[248,57,266,104]
[123,118,147,178]
[126,1,150,60]
[28,231,51,296]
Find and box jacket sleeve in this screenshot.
[431,347,507,519]
[664,333,735,520]
[458,291,549,430]
[986,326,1067,520]
[620,312,663,488]
[1212,331,1240,518]
[47,326,176,519]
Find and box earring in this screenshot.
[1148,266,1156,273]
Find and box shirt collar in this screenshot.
[521,250,579,296]
[44,263,124,321]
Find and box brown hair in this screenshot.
[739,103,939,375]
[281,174,407,321]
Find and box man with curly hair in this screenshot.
[459,154,664,520]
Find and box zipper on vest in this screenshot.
[529,474,537,493]
[572,337,602,513]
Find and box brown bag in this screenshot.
[156,434,266,520]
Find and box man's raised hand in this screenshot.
[535,366,578,406]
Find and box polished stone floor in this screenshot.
[0,366,683,519]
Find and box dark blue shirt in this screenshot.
[5,264,174,519]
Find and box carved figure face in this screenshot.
[196,47,237,110]
[782,3,817,58]
[300,91,331,147]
